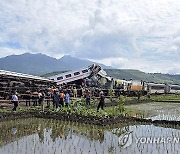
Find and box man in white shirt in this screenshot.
[12,92,18,111]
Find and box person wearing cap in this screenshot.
[97,91,105,112]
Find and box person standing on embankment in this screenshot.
[64,91,70,107]
[11,91,18,111]
[73,86,77,98]
[85,89,91,105]
[59,90,65,107]
[38,91,45,112]
[97,91,105,112]
[52,90,60,110]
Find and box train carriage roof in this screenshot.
[169,84,180,87]
[48,65,92,79]
[147,82,166,86]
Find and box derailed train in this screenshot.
[48,64,180,95]
[0,63,180,99]
[113,79,180,95]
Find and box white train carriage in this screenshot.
[147,83,166,94]
[49,67,91,85]
[169,84,180,94]
[0,70,53,82]
[49,64,103,85]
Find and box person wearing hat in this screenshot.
[97,91,105,112]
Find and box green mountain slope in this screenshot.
[105,69,180,84]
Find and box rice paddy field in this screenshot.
[0,99,180,154]
[0,117,180,154]
[126,102,180,121]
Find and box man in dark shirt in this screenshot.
[97,91,105,112]
[52,90,60,110]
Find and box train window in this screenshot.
[171,86,180,90]
[74,72,80,76]
[65,74,71,78]
[151,86,165,90]
[82,69,88,73]
[57,76,63,80]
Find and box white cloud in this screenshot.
[0,47,28,58]
[93,57,180,74]
[0,0,180,73]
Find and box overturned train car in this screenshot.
[48,64,113,89]
[0,70,55,99]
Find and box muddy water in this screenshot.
[126,102,180,121]
[0,118,180,154]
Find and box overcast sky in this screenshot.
[0,0,180,74]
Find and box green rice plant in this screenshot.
[115,96,125,113]
[109,88,115,102]
[151,94,180,102]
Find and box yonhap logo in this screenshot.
[118,131,133,148]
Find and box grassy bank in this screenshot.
[149,94,180,102]
[1,96,180,126]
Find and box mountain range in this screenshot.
[0,53,112,75]
[0,53,180,84]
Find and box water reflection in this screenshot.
[0,118,180,154]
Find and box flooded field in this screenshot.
[126,102,180,121]
[0,118,180,154]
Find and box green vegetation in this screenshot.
[54,97,128,118]
[150,94,180,102]
[0,97,128,119]
[105,69,180,84]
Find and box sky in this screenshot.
[0,0,180,74]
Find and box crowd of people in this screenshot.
[11,84,106,112]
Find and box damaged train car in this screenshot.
[48,64,113,89]
[0,70,54,99]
